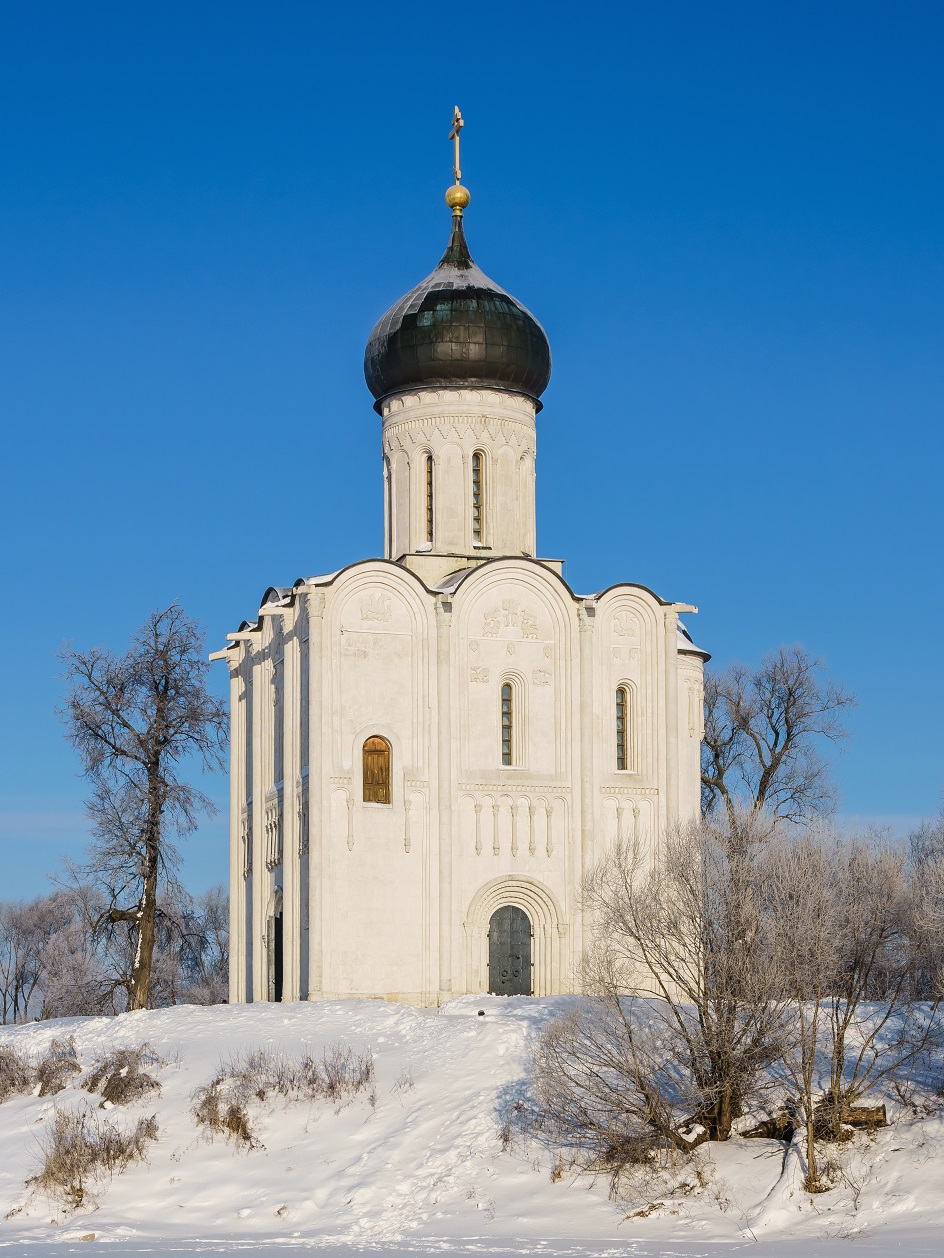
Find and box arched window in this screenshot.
[615,685,636,771]
[471,451,485,543]
[616,687,628,770]
[383,455,392,556]
[363,736,391,804]
[425,454,434,544]
[501,683,514,766]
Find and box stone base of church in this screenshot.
[309,990,440,1007]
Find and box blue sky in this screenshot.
[1,1,942,898]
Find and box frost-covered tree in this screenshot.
[532,814,792,1172]
[701,645,855,827]
[0,894,65,1022]
[60,604,227,1011]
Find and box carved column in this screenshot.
[280,606,300,1001]
[250,635,266,1002]
[577,599,596,973]
[227,652,244,1004]
[435,595,454,1000]
[663,609,680,833]
[306,591,326,998]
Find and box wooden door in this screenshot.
[363,736,391,803]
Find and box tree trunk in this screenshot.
[127,776,161,1011]
[804,1114,823,1192]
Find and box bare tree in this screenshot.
[0,895,66,1023]
[60,604,227,1011]
[177,885,229,1005]
[764,829,940,1191]
[143,884,229,1007]
[909,806,944,999]
[39,883,124,1018]
[702,646,855,827]
[530,815,792,1178]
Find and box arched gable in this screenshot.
[326,564,435,775]
[451,560,577,779]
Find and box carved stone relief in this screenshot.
[613,611,638,637]
[360,592,391,623]
[481,603,542,641]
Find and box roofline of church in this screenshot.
[215,557,707,658]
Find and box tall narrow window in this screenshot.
[501,683,514,766]
[472,451,484,543]
[363,736,391,804]
[383,456,392,556]
[616,687,628,770]
[425,454,434,544]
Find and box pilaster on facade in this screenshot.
[435,593,453,999]
[305,590,326,999]
[249,636,268,1003]
[226,656,243,1005]
[279,604,300,1001]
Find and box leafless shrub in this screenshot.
[83,1044,161,1107]
[35,1038,81,1097]
[28,1105,158,1210]
[392,1066,415,1095]
[529,1004,675,1185]
[539,814,791,1167]
[191,1042,375,1148]
[0,1045,34,1102]
[192,1068,257,1148]
[301,1044,375,1104]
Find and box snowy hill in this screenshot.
[0,997,943,1256]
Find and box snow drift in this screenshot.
[0,997,942,1254]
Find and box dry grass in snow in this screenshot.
[192,1043,375,1148]
[26,1106,158,1210]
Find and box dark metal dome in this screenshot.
[364,216,551,410]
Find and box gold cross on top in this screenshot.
[449,106,464,184]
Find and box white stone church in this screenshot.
[213,178,708,1007]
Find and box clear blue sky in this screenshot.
[2,1,942,899]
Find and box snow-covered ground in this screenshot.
[0,997,942,1256]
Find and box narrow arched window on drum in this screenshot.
[363,736,391,804]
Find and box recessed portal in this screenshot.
[267,912,283,1002]
[488,904,532,996]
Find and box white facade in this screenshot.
[215,380,707,1006]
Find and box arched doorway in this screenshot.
[488,905,532,996]
[267,912,283,1002]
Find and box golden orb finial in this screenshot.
[445,184,471,215]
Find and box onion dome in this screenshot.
[364,212,552,411]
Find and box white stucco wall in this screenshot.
[222,567,704,1006]
[381,388,537,560]
[217,380,706,1007]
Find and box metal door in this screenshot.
[488,905,532,996]
[267,912,284,1002]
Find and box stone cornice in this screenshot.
[381,386,536,420]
